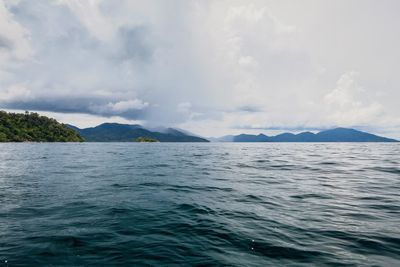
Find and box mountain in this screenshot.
[2,110,396,143]
[71,123,209,142]
[214,128,398,142]
[0,111,83,142]
[312,128,397,142]
[233,133,269,142]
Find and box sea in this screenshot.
[0,143,399,266]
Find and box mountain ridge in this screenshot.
[214,128,398,142]
[70,123,209,142]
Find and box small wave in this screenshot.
[166,184,235,193]
[364,204,400,212]
[254,159,270,163]
[192,153,212,157]
[149,163,170,168]
[269,164,298,170]
[341,212,380,220]
[177,203,215,215]
[252,242,331,260]
[368,166,400,174]
[244,194,263,201]
[236,163,256,169]
[318,161,338,165]
[139,182,168,187]
[111,183,130,188]
[291,193,332,200]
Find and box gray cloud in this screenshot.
[1,95,148,119]
[0,35,13,50]
[235,105,264,113]
[114,26,154,63]
[1,0,155,119]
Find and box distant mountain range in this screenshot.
[213,128,398,142]
[68,123,209,142]
[2,110,396,143]
[70,124,397,142]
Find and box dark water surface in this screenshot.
[0,143,399,266]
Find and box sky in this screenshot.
[1,0,400,138]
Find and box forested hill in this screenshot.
[0,111,83,142]
[71,123,209,142]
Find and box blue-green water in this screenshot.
[0,143,399,266]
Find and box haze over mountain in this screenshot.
[70,123,208,142]
[214,128,398,142]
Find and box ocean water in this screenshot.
[0,143,399,267]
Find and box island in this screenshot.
[135,137,159,142]
[69,123,209,142]
[213,128,398,142]
[0,111,84,142]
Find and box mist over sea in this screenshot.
[0,143,399,266]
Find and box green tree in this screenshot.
[0,110,84,142]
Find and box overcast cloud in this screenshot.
[1,0,399,137]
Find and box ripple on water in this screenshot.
[0,143,399,266]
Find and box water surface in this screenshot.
[0,143,399,266]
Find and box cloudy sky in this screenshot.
[1,0,400,138]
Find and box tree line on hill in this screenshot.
[0,111,83,142]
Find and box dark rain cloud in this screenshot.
[114,26,154,63]
[235,105,264,113]
[1,96,148,119]
[0,0,155,120]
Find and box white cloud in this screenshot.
[56,0,114,41]
[0,84,31,102]
[323,71,384,125]
[106,99,149,113]
[0,1,32,62]
[86,98,149,117]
